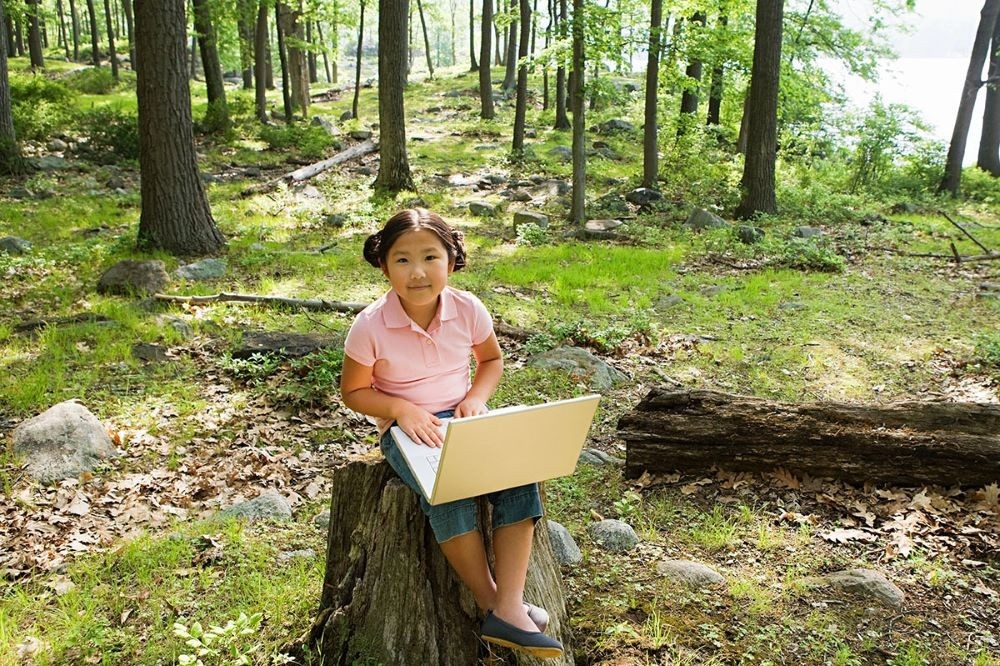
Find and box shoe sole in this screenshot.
[482,634,564,659]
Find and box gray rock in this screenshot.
[656,559,726,588]
[626,188,663,207]
[48,138,69,152]
[132,342,168,363]
[507,189,533,203]
[339,110,354,122]
[174,258,227,281]
[793,226,823,239]
[685,208,728,231]
[33,155,70,170]
[311,115,336,135]
[513,211,549,230]
[155,315,193,339]
[313,509,331,530]
[0,236,32,255]
[232,331,341,360]
[588,519,639,552]
[349,129,373,140]
[278,549,317,564]
[655,294,684,310]
[548,146,573,162]
[737,225,765,244]
[527,346,625,391]
[97,260,170,296]
[300,185,323,199]
[244,166,262,178]
[12,400,120,484]
[218,489,293,522]
[597,119,635,133]
[469,201,497,217]
[814,568,905,607]
[547,520,583,565]
[325,213,348,227]
[578,448,623,465]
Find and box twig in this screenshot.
[939,210,992,254]
[153,292,367,314]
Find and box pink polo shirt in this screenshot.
[343,286,494,433]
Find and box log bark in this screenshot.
[290,458,574,665]
[241,139,377,196]
[619,388,1000,487]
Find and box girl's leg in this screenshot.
[438,531,496,611]
[490,517,538,633]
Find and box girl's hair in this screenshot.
[363,208,467,271]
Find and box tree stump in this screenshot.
[618,388,1000,487]
[293,458,574,665]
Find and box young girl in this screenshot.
[340,208,563,659]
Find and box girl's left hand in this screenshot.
[454,397,488,418]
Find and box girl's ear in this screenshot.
[448,258,456,274]
[380,262,390,279]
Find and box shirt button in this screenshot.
[426,339,432,345]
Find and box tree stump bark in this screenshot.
[619,388,1000,487]
[294,458,574,665]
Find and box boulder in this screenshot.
[12,401,120,484]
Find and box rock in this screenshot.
[596,119,635,133]
[155,315,193,339]
[132,342,168,363]
[48,138,69,152]
[278,549,317,564]
[10,186,33,199]
[587,519,639,552]
[0,236,32,255]
[793,226,823,239]
[311,115,336,135]
[685,208,728,231]
[106,175,128,190]
[547,520,583,565]
[548,146,573,162]
[33,155,70,171]
[507,189,533,202]
[244,166,262,178]
[349,129,373,141]
[12,400,120,484]
[232,331,341,360]
[314,509,331,530]
[626,188,663,207]
[469,201,497,217]
[339,110,354,122]
[656,559,726,588]
[513,210,549,230]
[218,489,293,522]
[655,294,684,310]
[97,260,170,296]
[527,346,625,391]
[578,448,623,465]
[812,568,905,607]
[174,258,227,281]
[737,225,765,244]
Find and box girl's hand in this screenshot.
[396,404,445,448]
[454,397,488,419]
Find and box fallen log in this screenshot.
[286,458,574,665]
[618,388,1000,487]
[153,292,367,313]
[241,139,377,196]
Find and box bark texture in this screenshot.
[373,0,414,191]
[134,0,225,256]
[642,0,662,188]
[296,458,573,666]
[619,388,1000,487]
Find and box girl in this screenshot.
[340,208,563,659]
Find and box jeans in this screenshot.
[379,410,543,543]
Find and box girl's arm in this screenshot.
[454,331,504,418]
[340,355,445,447]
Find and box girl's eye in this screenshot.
[426,255,439,261]
[395,257,408,264]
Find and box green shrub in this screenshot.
[956,166,1000,204]
[61,67,119,94]
[75,107,140,161]
[9,73,74,141]
[8,72,72,105]
[258,123,337,160]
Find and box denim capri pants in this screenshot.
[380,410,544,543]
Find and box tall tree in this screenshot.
[192,0,228,131]
[416,0,433,77]
[67,0,79,60]
[479,0,494,119]
[237,0,256,89]
[734,0,784,220]
[56,0,70,59]
[469,0,478,70]
[134,0,225,256]
[352,0,366,119]
[501,11,517,90]
[677,11,706,135]
[552,0,568,129]
[102,0,118,79]
[373,0,414,192]
[512,0,530,154]
[979,7,1000,175]
[706,15,728,127]
[942,0,1000,193]
[85,0,100,66]
[642,0,662,189]
[569,0,585,224]
[254,0,269,122]
[26,0,45,69]
[121,0,134,69]
[0,1,25,174]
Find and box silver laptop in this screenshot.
[390,394,601,505]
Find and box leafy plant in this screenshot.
[75,106,140,161]
[61,67,121,95]
[515,222,549,246]
[258,123,338,160]
[173,612,263,665]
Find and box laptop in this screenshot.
[390,394,601,505]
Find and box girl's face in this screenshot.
[381,228,455,318]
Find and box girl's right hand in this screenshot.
[396,405,444,448]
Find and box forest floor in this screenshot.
[2,65,1000,665]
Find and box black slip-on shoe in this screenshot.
[481,611,563,659]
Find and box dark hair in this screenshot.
[363,208,467,271]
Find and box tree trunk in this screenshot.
[85,0,100,66]
[479,0,494,119]
[512,0,531,154]
[373,0,414,192]
[501,17,517,90]
[569,0,585,225]
[619,388,1000,487]
[352,0,365,119]
[289,458,574,665]
[102,0,117,79]
[734,0,783,220]
[416,0,434,78]
[706,15,727,127]
[121,0,134,69]
[306,21,317,83]
[254,0,269,122]
[552,0,568,130]
[275,3,293,122]
[979,5,1000,175]
[677,11,706,136]
[237,0,255,89]
[316,21,332,83]
[134,0,226,257]
[56,0,70,59]
[26,0,45,69]
[279,2,309,117]
[469,0,478,70]
[67,0,80,60]
[192,0,229,131]
[0,1,25,175]
[941,0,1000,195]
[642,0,662,189]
